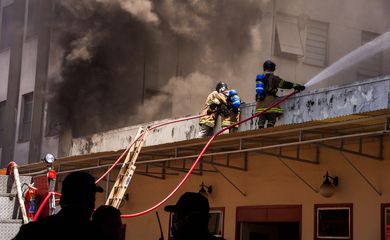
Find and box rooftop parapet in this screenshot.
[69,75,390,156]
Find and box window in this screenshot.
[26,0,40,39]
[19,92,34,142]
[0,4,14,50]
[358,31,382,78]
[209,208,224,238]
[382,204,390,240]
[274,14,304,59]
[168,207,225,239]
[304,19,329,67]
[315,204,353,240]
[237,205,301,240]
[0,101,5,147]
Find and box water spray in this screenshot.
[305,31,390,88]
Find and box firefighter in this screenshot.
[255,60,305,128]
[197,82,229,137]
[220,89,241,133]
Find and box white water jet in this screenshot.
[305,31,390,88]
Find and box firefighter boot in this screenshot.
[257,115,267,129]
[229,127,238,134]
[197,125,214,138]
[266,113,277,128]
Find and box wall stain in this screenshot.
[185,125,195,140]
[306,100,315,112]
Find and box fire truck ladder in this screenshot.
[106,127,149,208]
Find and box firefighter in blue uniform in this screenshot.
[255,60,305,128]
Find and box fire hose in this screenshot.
[121,90,298,218]
[32,90,298,220]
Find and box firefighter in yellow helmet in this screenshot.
[197,82,229,137]
[198,82,242,137]
[255,60,305,128]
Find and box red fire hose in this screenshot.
[121,90,298,218]
[32,91,297,220]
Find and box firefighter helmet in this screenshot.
[263,60,276,72]
[216,82,228,93]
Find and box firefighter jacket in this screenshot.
[255,73,296,115]
[199,91,227,128]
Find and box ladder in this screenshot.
[106,127,149,208]
[7,162,29,224]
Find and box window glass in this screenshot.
[0,4,14,50]
[315,204,352,240]
[19,92,34,142]
[0,101,5,147]
[26,0,40,39]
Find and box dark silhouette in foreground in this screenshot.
[13,171,103,240]
[164,192,224,240]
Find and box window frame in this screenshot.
[303,19,329,68]
[0,3,14,50]
[357,30,382,78]
[18,92,34,143]
[25,0,40,40]
[167,207,225,239]
[314,203,353,240]
[0,100,5,147]
[273,13,304,60]
[381,203,390,240]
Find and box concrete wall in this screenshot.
[13,37,37,165]
[69,76,390,156]
[256,0,390,88]
[92,137,390,240]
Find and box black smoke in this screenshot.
[49,0,263,137]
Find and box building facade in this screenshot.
[1,0,390,239]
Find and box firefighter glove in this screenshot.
[293,84,305,92]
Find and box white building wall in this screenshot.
[13,37,37,164]
[266,0,390,86]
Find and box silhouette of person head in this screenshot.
[92,205,123,240]
[59,171,104,217]
[165,192,213,240]
[13,171,104,240]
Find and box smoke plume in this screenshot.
[49,0,265,137]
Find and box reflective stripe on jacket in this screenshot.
[255,73,295,114]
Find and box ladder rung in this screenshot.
[106,127,149,207]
